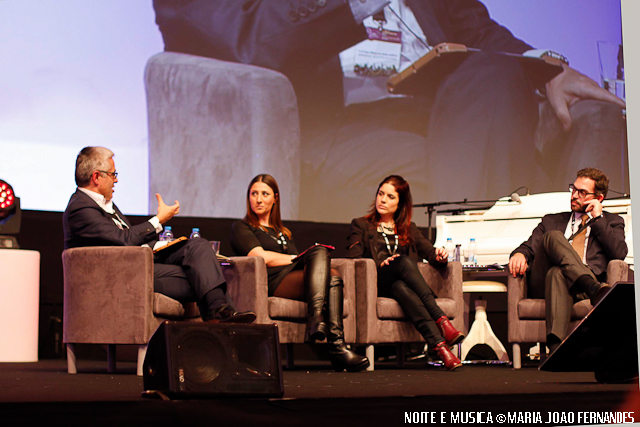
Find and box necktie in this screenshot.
[571,215,589,261]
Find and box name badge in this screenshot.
[354,26,402,76]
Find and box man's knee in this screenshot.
[542,230,565,248]
[545,266,564,285]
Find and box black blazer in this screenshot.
[347,217,446,269]
[63,189,158,249]
[510,211,627,278]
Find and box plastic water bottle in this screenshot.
[468,238,477,265]
[190,227,201,239]
[160,226,174,242]
[445,238,455,262]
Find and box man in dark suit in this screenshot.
[63,146,256,323]
[152,0,626,221]
[509,167,628,352]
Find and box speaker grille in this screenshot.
[174,331,226,390]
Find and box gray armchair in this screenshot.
[222,257,357,368]
[354,259,464,370]
[144,52,300,220]
[62,246,199,376]
[508,259,634,369]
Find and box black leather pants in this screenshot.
[378,255,445,347]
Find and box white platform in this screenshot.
[0,249,40,362]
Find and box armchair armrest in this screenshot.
[62,246,155,344]
[223,256,269,323]
[507,272,528,341]
[145,52,300,219]
[607,259,633,285]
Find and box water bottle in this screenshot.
[190,227,201,239]
[468,238,477,265]
[454,244,462,262]
[160,226,174,242]
[445,238,455,262]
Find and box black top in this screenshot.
[376,232,408,261]
[230,220,299,294]
[347,217,446,269]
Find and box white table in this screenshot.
[0,249,40,362]
[460,280,509,362]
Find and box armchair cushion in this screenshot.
[377,297,457,320]
[517,298,592,320]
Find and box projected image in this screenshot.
[151,0,627,224]
[0,0,626,224]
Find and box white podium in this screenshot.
[0,249,40,362]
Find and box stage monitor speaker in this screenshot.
[143,321,283,398]
[539,281,638,383]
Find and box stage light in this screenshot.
[0,181,16,212]
[0,180,21,249]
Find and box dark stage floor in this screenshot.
[1,359,638,426]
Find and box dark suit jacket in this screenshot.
[153,0,532,133]
[63,189,158,249]
[347,217,446,269]
[510,211,628,278]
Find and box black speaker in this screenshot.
[539,281,638,383]
[143,321,283,397]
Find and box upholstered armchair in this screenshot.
[354,259,464,370]
[221,257,357,368]
[508,259,634,369]
[62,246,199,376]
[145,52,300,220]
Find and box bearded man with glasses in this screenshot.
[508,167,627,354]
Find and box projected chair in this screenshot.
[508,259,633,369]
[145,52,300,219]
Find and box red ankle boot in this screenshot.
[436,316,465,346]
[434,342,462,371]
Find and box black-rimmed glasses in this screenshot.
[569,184,595,198]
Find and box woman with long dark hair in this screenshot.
[230,174,369,372]
[348,175,464,370]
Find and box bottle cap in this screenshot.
[193,228,199,232]
[166,226,172,230]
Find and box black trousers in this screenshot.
[528,230,596,342]
[152,238,229,310]
[378,255,446,347]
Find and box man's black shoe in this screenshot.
[589,283,611,306]
[206,304,256,324]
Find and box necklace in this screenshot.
[380,231,398,256]
[379,222,395,234]
[261,226,288,250]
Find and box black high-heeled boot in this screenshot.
[326,276,370,372]
[304,246,330,342]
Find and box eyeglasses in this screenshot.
[98,170,118,179]
[569,184,596,198]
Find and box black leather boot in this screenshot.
[304,246,330,342]
[326,276,370,372]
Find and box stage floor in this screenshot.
[0,359,638,426]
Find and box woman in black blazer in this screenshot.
[348,175,464,370]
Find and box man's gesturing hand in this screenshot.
[156,193,180,224]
